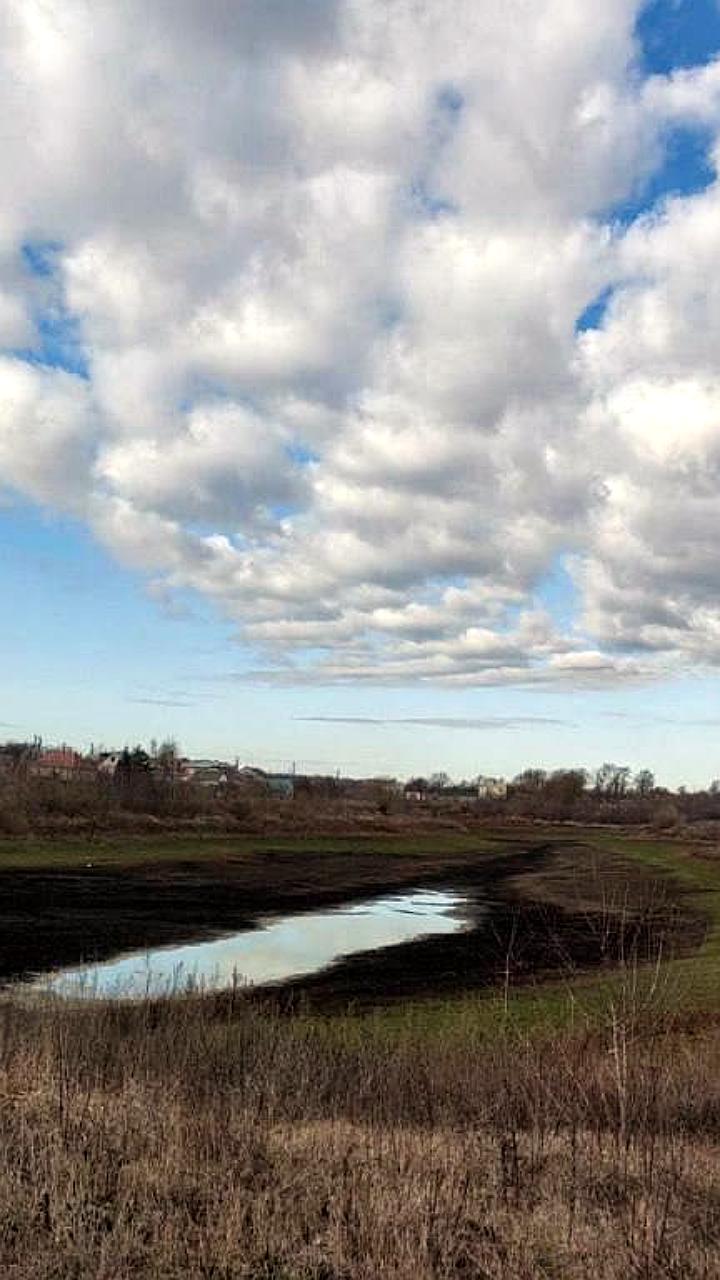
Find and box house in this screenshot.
[237,766,269,790]
[476,775,508,800]
[182,759,235,789]
[30,747,94,782]
[95,752,124,777]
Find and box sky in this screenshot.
[3,1,720,786]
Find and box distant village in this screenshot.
[0,738,508,804]
[4,738,719,834]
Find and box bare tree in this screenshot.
[429,771,451,791]
[512,769,547,792]
[634,769,655,796]
[595,763,631,798]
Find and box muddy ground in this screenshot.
[0,840,706,1007]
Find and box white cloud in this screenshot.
[96,400,307,526]
[0,356,94,506]
[3,0,720,685]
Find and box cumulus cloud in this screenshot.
[2,0,720,685]
[0,356,95,505]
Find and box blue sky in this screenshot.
[4,496,720,786]
[3,1,720,786]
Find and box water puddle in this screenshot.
[27,887,473,999]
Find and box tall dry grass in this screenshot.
[0,979,718,1279]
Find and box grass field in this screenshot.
[1,980,719,1278]
[338,827,720,1040]
[0,829,507,868]
[2,826,720,1276]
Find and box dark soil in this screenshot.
[0,841,706,1007]
[271,854,706,1010]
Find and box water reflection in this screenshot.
[30,887,472,999]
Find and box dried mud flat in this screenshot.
[0,840,706,1006]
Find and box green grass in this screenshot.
[587,832,720,1014]
[503,828,720,1026]
[303,828,720,1043]
[0,829,509,869]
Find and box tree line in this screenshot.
[1,738,719,834]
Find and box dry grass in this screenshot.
[0,985,719,1279]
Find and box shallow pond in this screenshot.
[27,887,473,999]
